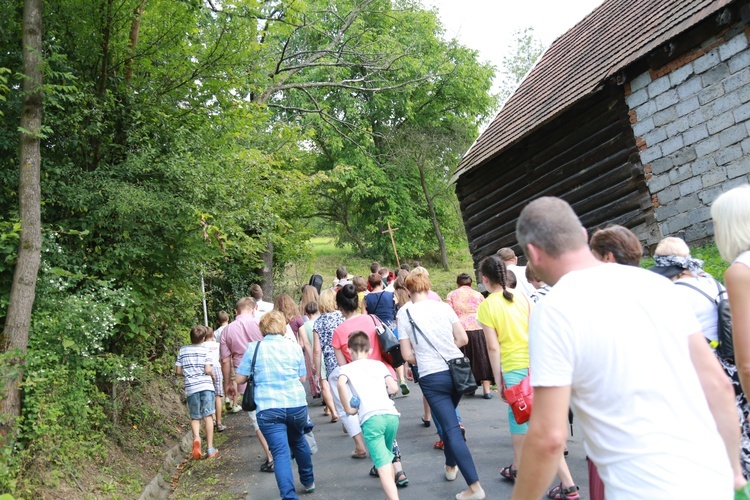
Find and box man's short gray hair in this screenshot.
[516,197,587,258]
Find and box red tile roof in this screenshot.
[454,0,732,180]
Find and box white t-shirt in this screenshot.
[507,264,535,297]
[340,359,399,425]
[673,275,724,342]
[736,250,750,268]
[396,300,463,378]
[255,300,274,320]
[203,340,221,371]
[530,263,732,499]
[213,325,226,342]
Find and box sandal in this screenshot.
[500,465,517,482]
[369,465,379,477]
[215,423,226,432]
[547,483,580,499]
[421,417,431,427]
[260,460,274,473]
[351,450,367,459]
[395,470,409,487]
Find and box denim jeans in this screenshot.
[257,406,314,500]
[434,406,462,441]
[419,369,479,485]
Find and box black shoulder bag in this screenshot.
[241,341,261,412]
[406,309,477,394]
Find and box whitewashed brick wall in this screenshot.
[626,31,750,243]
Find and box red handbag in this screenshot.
[502,371,533,424]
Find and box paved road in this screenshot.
[228,383,590,500]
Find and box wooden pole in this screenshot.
[382,221,401,268]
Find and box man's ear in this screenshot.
[526,243,542,267]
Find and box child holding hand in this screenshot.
[338,331,401,500]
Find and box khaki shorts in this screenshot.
[246,407,259,432]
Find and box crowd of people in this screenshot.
[174,184,750,500]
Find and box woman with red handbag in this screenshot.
[477,255,579,499]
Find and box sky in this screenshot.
[422,0,604,91]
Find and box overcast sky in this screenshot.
[422,0,604,90]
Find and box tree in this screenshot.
[496,27,544,106]
[1,0,43,439]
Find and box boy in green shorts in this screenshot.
[338,331,401,500]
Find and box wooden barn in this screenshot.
[454,0,750,266]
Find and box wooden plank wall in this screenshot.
[456,87,656,268]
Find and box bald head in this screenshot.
[516,197,588,258]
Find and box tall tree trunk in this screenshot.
[124,0,145,86]
[260,240,274,299]
[1,0,43,440]
[417,160,448,271]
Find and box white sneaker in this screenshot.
[229,405,242,414]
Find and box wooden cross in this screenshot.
[382,221,401,268]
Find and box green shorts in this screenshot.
[361,414,399,469]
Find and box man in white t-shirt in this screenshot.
[249,284,274,320]
[510,196,744,500]
[496,247,535,298]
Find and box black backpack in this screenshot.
[308,274,323,294]
[675,278,734,361]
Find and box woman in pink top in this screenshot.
[446,273,494,398]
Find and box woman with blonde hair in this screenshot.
[712,185,750,480]
[313,288,343,422]
[235,311,314,498]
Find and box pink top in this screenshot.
[220,313,263,368]
[446,285,484,331]
[427,290,442,302]
[332,314,397,379]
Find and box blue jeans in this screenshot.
[419,370,479,485]
[257,406,314,500]
[434,407,462,441]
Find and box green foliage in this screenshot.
[0,0,496,494]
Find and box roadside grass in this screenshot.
[283,237,476,298]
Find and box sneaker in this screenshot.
[433,440,444,450]
[192,438,202,460]
[206,447,218,458]
[229,405,242,414]
[304,482,315,493]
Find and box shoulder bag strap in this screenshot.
[372,291,384,312]
[675,281,718,308]
[249,340,261,375]
[406,309,447,363]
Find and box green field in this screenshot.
[282,237,476,298]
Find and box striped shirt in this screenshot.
[176,345,214,396]
[236,335,307,412]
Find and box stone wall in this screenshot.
[625,29,750,245]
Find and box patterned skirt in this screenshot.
[719,355,750,479]
[460,329,495,384]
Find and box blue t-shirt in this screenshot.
[365,291,396,328]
